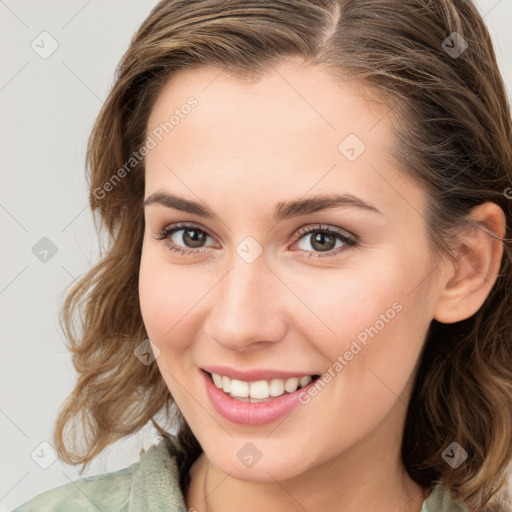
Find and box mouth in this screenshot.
[203,370,321,403]
[200,368,322,426]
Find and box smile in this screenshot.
[210,372,317,401]
[200,369,321,425]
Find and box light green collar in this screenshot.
[138,440,469,512]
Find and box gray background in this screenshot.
[1,1,511,510]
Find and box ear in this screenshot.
[433,202,506,324]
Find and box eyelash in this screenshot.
[153,222,358,259]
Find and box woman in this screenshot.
[12,0,512,511]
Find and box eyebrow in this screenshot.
[143,191,383,221]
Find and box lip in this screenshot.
[201,369,319,426]
[201,365,318,382]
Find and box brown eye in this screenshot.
[292,224,358,258]
[307,231,338,252]
[154,222,216,256]
[180,227,208,248]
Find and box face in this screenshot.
[139,59,442,482]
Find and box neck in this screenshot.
[186,411,428,512]
[197,457,425,512]
[185,368,428,512]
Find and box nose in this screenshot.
[202,254,288,352]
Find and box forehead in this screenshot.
[144,59,425,223]
[147,60,390,140]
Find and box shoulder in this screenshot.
[11,466,133,512]
[11,438,188,512]
[422,483,471,512]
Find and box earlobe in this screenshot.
[433,202,506,324]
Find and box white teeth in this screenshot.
[222,375,231,393]
[269,379,284,397]
[284,377,299,393]
[212,373,223,388]
[230,379,249,397]
[300,376,312,387]
[249,380,269,399]
[211,372,315,399]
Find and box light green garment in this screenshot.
[12,439,469,512]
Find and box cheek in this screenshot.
[138,249,201,402]
[139,242,174,341]
[138,243,210,353]
[289,265,403,351]
[295,250,431,401]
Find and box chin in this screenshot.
[206,447,309,483]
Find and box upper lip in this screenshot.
[201,365,319,382]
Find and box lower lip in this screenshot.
[201,370,317,426]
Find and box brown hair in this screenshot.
[54,1,512,510]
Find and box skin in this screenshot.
[138,58,505,512]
